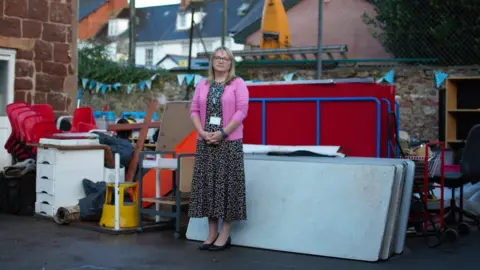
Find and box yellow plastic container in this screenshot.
[99,182,139,229]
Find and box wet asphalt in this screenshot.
[0,215,478,270]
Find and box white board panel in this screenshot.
[187,158,397,262]
[248,155,414,256]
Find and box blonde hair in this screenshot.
[207,46,236,84]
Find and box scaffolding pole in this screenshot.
[316,0,324,79]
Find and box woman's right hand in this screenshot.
[199,130,210,141]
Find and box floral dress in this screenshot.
[188,82,247,221]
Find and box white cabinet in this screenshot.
[35,143,105,217]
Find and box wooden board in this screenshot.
[156,101,194,152]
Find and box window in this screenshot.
[177,13,188,30]
[145,48,154,66]
[108,19,129,37]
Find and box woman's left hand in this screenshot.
[208,131,224,144]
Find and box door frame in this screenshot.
[0,47,16,104]
[0,47,17,167]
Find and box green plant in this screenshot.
[363,0,480,65]
[78,40,170,87]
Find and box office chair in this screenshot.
[442,124,480,235]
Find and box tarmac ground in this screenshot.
[0,215,478,270]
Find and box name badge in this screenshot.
[209,116,221,126]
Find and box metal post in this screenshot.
[187,8,196,71]
[221,0,227,47]
[128,0,136,65]
[316,0,324,79]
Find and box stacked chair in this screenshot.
[4,102,98,162]
[5,102,58,161]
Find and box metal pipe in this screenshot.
[222,0,227,47]
[316,0,324,79]
[128,0,136,65]
[250,97,382,157]
[187,8,196,71]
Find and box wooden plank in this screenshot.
[124,100,158,182]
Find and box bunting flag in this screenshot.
[78,73,163,95]
[145,80,152,89]
[283,72,295,81]
[113,82,120,91]
[377,69,395,85]
[95,82,102,93]
[100,84,108,95]
[194,74,203,85]
[88,80,96,90]
[176,74,205,86]
[127,84,136,94]
[81,78,89,88]
[185,74,195,85]
[177,74,186,85]
[434,71,448,88]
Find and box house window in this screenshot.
[108,18,129,37]
[177,13,188,30]
[145,48,154,66]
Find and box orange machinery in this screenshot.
[260,0,291,56]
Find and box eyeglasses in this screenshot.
[213,56,232,62]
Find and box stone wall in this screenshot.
[81,65,480,142]
[0,0,77,114]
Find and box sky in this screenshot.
[132,0,181,8]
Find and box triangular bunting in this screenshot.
[139,81,146,91]
[185,74,195,85]
[194,74,203,86]
[145,80,152,89]
[177,74,186,85]
[127,84,135,94]
[434,71,448,88]
[81,78,89,88]
[283,73,295,81]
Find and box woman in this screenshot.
[188,46,249,251]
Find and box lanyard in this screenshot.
[212,84,223,105]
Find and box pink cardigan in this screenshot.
[190,77,249,141]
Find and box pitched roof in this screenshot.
[79,0,108,21]
[230,0,303,44]
[135,1,247,43]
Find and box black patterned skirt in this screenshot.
[188,139,247,221]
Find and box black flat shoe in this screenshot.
[209,237,231,251]
[198,235,219,250]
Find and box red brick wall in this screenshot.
[0,0,77,114]
[78,0,128,40]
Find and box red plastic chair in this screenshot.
[71,107,97,132]
[32,104,55,122]
[6,106,32,152]
[5,103,30,148]
[22,115,43,156]
[31,121,59,145]
[9,110,39,157]
[17,111,39,143]
[78,122,97,132]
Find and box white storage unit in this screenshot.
[35,138,105,217]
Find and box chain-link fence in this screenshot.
[322,0,480,66]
